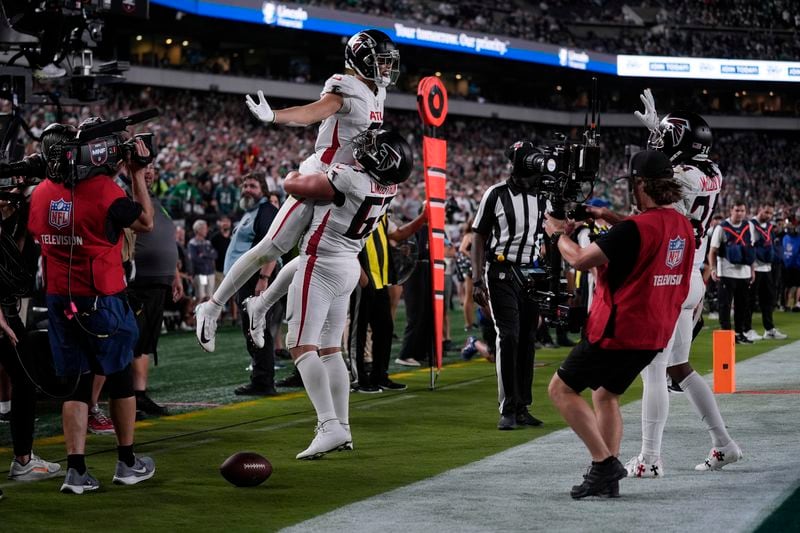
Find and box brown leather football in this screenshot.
[220,452,272,487]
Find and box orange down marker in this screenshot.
[712,330,736,393]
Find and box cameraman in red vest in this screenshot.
[543,150,694,499]
[27,123,156,494]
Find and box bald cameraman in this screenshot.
[544,150,694,499]
[28,123,156,494]
[471,141,547,430]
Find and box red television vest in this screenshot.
[28,175,128,296]
[585,207,695,351]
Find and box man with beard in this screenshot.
[223,173,279,395]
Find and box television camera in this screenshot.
[507,77,602,327]
[0,108,158,203]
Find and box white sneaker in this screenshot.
[625,454,665,478]
[695,441,743,471]
[8,453,62,481]
[243,296,267,349]
[296,419,348,460]
[395,357,421,367]
[195,301,221,352]
[763,328,788,340]
[744,329,763,341]
[338,423,354,451]
[708,311,719,320]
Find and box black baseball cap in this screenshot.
[626,150,674,180]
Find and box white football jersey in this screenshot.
[299,163,396,258]
[313,74,385,167]
[672,159,723,269]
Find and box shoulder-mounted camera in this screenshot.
[1,108,159,187]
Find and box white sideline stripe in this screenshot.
[281,341,800,533]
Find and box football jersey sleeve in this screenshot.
[327,163,353,207]
[672,166,697,217]
[321,74,357,115]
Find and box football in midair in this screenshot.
[220,452,272,487]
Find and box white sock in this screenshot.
[0,401,10,414]
[640,353,669,462]
[257,256,299,312]
[680,371,732,448]
[320,352,350,426]
[295,351,336,424]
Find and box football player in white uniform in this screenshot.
[278,129,413,459]
[195,29,400,352]
[622,92,742,476]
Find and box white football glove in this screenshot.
[633,88,659,132]
[245,90,275,124]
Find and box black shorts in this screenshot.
[557,338,659,395]
[128,285,168,358]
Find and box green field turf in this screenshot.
[0,306,797,532]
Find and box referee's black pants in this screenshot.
[486,265,538,416]
[0,312,37,457]
[718,276,750,334]
[348,284,393,387]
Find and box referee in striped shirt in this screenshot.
[471,140,547,430]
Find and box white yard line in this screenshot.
[283,341,800,533]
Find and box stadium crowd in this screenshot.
[290,0,800,60]
[20,86,800,232]
[9,85,796,342]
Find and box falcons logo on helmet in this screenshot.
[664,117,690,147]
[375,143,401,171]
[349,33,376,54]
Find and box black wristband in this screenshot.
[473,278,485,288]
[258,274,269,280]
[550,232,563,246]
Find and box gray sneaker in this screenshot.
[9,453,63,481]
[60,467,100,494]
[112,456,155,485]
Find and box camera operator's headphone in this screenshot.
[40,123,77,183]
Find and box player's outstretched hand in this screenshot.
[245,90,276,124]
[634,88,659,132]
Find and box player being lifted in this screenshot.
[280,129,413,459]
[195,29,400,352]
[590,90,742,476]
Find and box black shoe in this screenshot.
[357,384,382,394]
[234,383,279,396]
[570,457,627,499]
[735,333,753,344]
[276,373,304,388]
[443,339,455,352]
[497,414,518,430]
[516,410,543,427]
[0,411,10,423]
[136,393,169,416]
[667,381,684,394]
[275,348,292,360]
[379,379,407,391]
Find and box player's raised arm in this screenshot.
[246,90,344,127]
